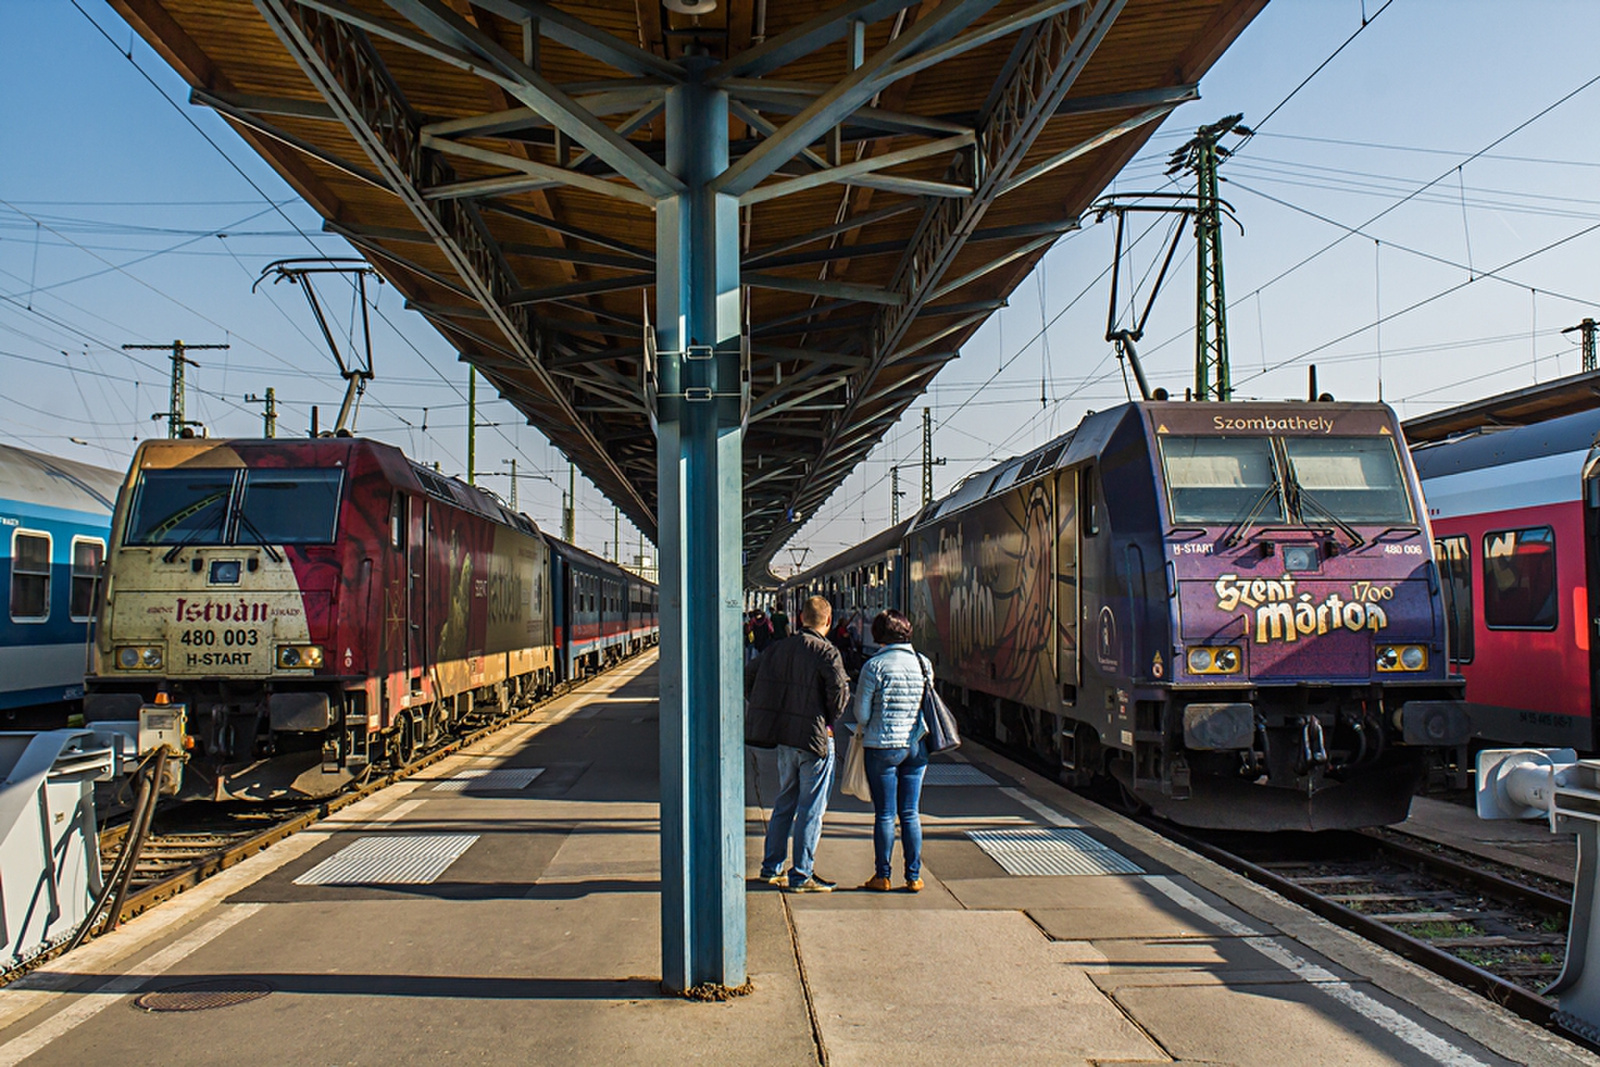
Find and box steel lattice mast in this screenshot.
[1168,115,1250,402]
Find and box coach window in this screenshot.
[1483,527,1557,630]
[389,494,405,550]
[10,531,50,622]
[69,537,105,622]
[1435,535,1473,662]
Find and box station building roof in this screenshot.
[111,0,1265,578]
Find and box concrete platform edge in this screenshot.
[960,743,1597,1067]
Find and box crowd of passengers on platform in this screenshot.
[744,596,948,894]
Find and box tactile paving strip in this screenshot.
[921,764,996,786]
[293,833,479,885]
[432,767,545,793]
[966,827,1144,876]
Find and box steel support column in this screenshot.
[655,61,746,993]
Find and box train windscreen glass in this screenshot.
[126,470,235,545]
[1282,437,1413,524]
[236,469,343,544]
[1160,436,1283,524]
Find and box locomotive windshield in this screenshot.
[1161,437,1283,524]
[1282,437,1413,524]
[1159,434,1413,527]
[126,469,234,545]
[125,467,344,546]
[236,469,343,544]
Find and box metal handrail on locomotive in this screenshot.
[781,400,1472,831]
[82,437,658,801]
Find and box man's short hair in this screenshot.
[801,595,832,629]
[871,609,913,645]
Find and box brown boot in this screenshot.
[860,875,893,892]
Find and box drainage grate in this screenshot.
[432,767,545,793]
[922,764,996,786]
[134,978,272,1013]
[293,833,479,885]
[967,827,1144,876]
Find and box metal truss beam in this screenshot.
[483,203,653,262]
[507,275,654,306]
[709,0,918,81]
[192,88,388,189]
[470,0,685,80]
[714,0,1004,197]
[255,0,650,533]
[756,0,1125,568]
[300,0,682,198]
[744,272,903,305]
[420,133,658,207]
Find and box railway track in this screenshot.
[5,654,652,985]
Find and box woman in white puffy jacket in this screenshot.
[852,609,930,892]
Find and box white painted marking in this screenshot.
[1000,786,1090,827]
[294,833,479,886]
[923,764,997,786]
[0,904,263,1066]
[967,828,1144,876]
[432,768,543,793]
[1142,874,1490,1067]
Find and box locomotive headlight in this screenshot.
[1187,646,1241,674]
[1376,645,1428,672]
[116,646,163,670]
[276,645,323,670]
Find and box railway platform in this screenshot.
[0,653,1586,1067]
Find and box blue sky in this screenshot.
[4,1,1599,568]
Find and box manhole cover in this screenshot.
[134,978,273,1013]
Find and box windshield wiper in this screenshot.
[1221,478,1282,548]
[235,511,285,563]
[1285,461,1366,549]
[161,524,213,564]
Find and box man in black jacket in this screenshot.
[746,595,850,892]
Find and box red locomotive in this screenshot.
[84,436,655,800]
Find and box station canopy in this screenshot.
[113,0,1263,578]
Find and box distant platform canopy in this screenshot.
[113,0,1264,577]
[1402,368,1600,444]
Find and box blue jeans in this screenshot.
[864,739,929,880]
[761,740,835,883]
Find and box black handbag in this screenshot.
[917,655,961,754]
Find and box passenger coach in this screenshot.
[0,444,121,723]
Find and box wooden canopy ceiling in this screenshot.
[111,0,1264,576]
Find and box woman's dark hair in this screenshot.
[871,609,913,645]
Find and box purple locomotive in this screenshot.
[784,400,1470,831]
